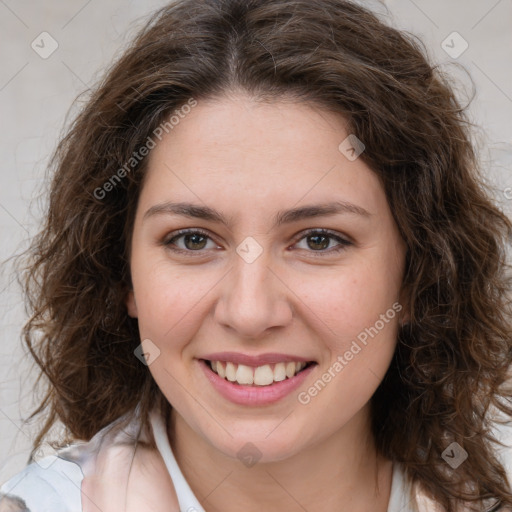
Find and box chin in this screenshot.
[202,425,311,465]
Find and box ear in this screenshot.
[399,310,411,327]
[126,290,138,318]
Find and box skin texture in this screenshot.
[126,91,407,511]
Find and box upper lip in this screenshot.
[200,352,316,367]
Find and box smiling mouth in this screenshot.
[204,359,317,386]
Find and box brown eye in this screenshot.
[306,233,330,251]
[164,229,217,253]
[294,229,352,255]
[181,233,208,250]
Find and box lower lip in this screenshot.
[199,359,316,406]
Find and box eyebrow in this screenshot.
[143,200,371,228]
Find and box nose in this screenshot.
[214,248,293,340]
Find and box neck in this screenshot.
[168,405,393,512]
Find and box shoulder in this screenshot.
[492,417,512,464]
[490,418,512,510]
[1,442,178,512]
[411,415,512,512]
[80,441,179,512]
[1,414,180,512]
[0,455,83,512]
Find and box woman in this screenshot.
[2,0,512,510]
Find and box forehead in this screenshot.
[139,92,386,218]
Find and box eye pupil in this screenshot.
[308,234,329,250]
[185,233,207,250]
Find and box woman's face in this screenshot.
[127,91,407,462]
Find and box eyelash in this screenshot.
[163,228,352,257]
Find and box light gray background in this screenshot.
[1,0,511,483]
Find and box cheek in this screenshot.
[130,258,182,333]
[296,260,402,345]
[299,292,399,421]
[130,257,217,348]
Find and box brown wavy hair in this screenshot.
[18,0,512,510]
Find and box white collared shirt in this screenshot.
[1,408,509,512]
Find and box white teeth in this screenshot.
[236,364,254,385]
[216,361,226,379]
[285,362,296,378]
[208,359,311,386]
[254,365,274,386]
[225,362,237,382]
[273,362,287,382]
